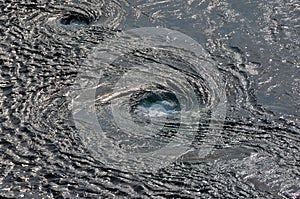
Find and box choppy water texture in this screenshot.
[0,0,299,198]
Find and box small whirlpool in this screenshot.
[71,27,227,173]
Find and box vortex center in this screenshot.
[133,91,180,118]
[61,15,89,26]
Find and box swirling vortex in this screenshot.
[70,27,227,173]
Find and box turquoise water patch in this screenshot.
[134,91,180,118]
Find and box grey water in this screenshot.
[0,0,299,198]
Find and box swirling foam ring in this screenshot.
[71,27,227,173]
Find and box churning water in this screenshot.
[0,0,299,198]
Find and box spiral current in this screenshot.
[71,27,227,173]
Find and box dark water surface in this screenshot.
[0,0,299,198]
